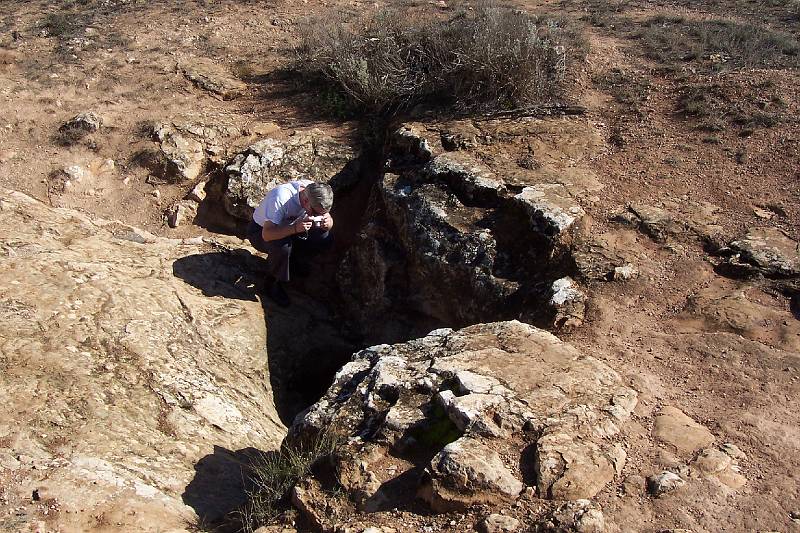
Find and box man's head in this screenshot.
[301,182,334,215]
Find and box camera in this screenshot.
[309,215,324,228]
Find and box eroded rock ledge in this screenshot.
[0,190,285,531]
[288,321,637,527]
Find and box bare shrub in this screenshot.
[296,5,571,114]
[238,432,339,533]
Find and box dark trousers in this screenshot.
[246,221,332,283]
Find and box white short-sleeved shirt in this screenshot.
[252,179,312,227]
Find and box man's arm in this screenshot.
[261,219,312,242]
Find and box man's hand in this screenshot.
[294,218,313,234]
[320,212,333,231]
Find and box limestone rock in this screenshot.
[154,123,205,182]
[615,201,723,246]
[725,227,800,277]
[290,321,637,514]
[424,152,506,204]
[538,500,605,532]
[167,200,198,228]
[389,123,436,166]
[549,276,587,328]
[60,111,102,133]
[420,437,523,511]
[0,190,285,531]
[188,180,208,203]
[478,514,520,533]
[223,130,357,221]
[180,58,247,100]
[514,184,585,242]
[653,406,714,455]
[612,264,638,281]
[647,471,685,496]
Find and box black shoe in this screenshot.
[266,282,291,307]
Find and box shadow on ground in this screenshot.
[172,249,360,425]
[181,445,262,527]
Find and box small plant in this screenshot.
[239,432,340,533]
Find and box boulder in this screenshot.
[420,436,524,511]
[337,174,516,337]
[223,130,357,221]
[153,123,206,182]
[290,321,636,514]
[60,111,103,133]
[514,184,585,243]
[424,152,506,204]
[549,276,587,328]
[0,190,285,531]
[725,227,799,277]
[647,471,686,497]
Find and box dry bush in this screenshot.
[296,5,571,115]
[638,16,799,69]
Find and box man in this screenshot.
[247,180,334,306]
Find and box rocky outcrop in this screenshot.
[723,227,799,277]
[0,191,285,531]
[338,119,605,341]
[289,321,637,520]
[223,130,358,221]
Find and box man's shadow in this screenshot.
[173,249,358,524]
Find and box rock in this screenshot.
[549,277,587,328]
[621,474,645,495]
[223,130,357,221]
[647,471,686,496]
[653,406,714,455]
[538,500,605,532]
[153,123,205,182]
[0,190,285,530]
[514,184,585,242]
[719,443,746,460]
[0,149,17,163]
[60,111,102,133]
[612,264,638,281]
[388,123,436,166]
[291,482,327,530]
[62,164,92,182]
[753,206,774,219]
[725,227,800,277]
[424,152,506,204]
[420,436,524,511]
[617,201,722,245]
[180,58,247,100]
[167,200,198,228]
[478,513,520,533]
[187,180,207,203]
[291,321,637,514]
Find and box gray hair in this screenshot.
[305,182,334,212]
